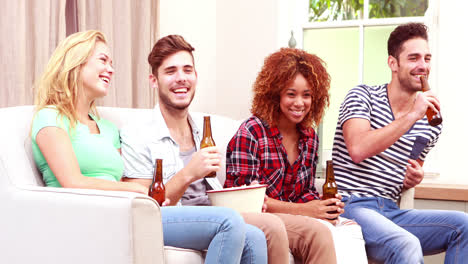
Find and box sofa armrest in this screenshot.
[0,186,164,264]
[398,188,415,209]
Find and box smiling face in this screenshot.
[278,73,312,127]
[152,50,197,111]
[391,37,431,92]
[80,41,114,100]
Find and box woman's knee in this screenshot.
[261,214,288,241]
[305,221,333,244]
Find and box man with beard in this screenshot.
[119,35,326,264]
[332,22,468,263]
[119,35,268,264]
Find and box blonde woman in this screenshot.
[31,30,267,264]
[33,31,146,193]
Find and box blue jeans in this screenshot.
[342,195,468,264]
[161,206,267,264]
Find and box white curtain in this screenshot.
[0,0,66,107]
[76,0,158,108]
[0,0,158,109]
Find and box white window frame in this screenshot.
[302,1,440,178]
[303,17,425,84]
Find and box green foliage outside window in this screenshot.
[309,0,428,22]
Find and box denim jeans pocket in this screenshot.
[342,195,355,206]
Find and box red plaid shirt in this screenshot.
[225,116,320,202]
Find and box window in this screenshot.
[309,0,428,21]
[304,0,438,176]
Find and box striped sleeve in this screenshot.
[332,84,443,202]
[339,85,372,126]
[419,128,441,161]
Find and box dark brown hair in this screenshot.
[251,48,330,128]
[148,35,195,75]
[388,23,428,60]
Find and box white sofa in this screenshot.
[0,105,414,264]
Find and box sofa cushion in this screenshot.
[164,246,205,264]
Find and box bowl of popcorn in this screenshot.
[206,184,267,213]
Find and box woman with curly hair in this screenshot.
[225,48,367,263]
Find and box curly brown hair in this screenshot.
[251,48,330,128]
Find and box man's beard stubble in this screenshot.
[158,89,195,111]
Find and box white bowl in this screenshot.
[206,184,267,213]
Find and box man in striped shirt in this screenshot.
[332,23,468,263]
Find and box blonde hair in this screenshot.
[34,30,107,129]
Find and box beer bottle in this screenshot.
[148,159,165,206]
[322,160,338,220]
[200,116,216,178]
[419,76,442,126]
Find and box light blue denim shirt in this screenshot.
[120,105,210,206]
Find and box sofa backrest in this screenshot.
[0,106,242,189]
[98,106,154,129]
[191,112,242,184]
[0,105,43,188]
[99,106,242,185]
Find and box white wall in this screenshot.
[159,0,466,184]
[159,0,308,120]
[214,0,277,119]
[432,0,468,184]
[158,0,218,114]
